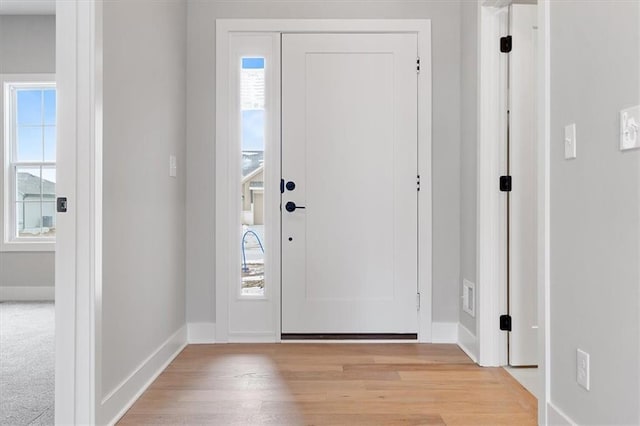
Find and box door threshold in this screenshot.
[281,333,417,341]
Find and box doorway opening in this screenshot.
[215,20,432,343]
[477,0,541,403]
[0,12,57,425]
[502,1,539,397]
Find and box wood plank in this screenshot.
[117,344,537,425]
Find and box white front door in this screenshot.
[281,33,419,336]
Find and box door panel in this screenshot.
[281,33,418,334]
[509,4,538,366]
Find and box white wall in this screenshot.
[549,2,640,424]
[101,0,187,405]
[0,15,55,291]
[186,0,462,327]
[459,0,478,335]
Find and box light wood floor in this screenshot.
[118,344,537,425]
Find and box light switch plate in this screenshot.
[169,155,177,178]
[564,123,577,159]
[577,349,590,391]
[620,105,640,151]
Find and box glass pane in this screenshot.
[43,89,56,125]
[42,168,56,200]
[240,57,265,297]
[17,89,43,126]
[242,110,265,151]
[44,127,56,162]
[17,126,44,162]
[41,202,56,237]
[18,202,43,237]
[17,167,41,201]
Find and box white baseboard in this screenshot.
[457,323,478,363]
[188,322,216,344]
[431,322,458,343]
[547,401,576,426]
[228,331,277,343]
[0,286,54,301]
[101,325,187,426]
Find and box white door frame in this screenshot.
[55,0,102,423]
[476,1,550,424]
[215,19,433,343]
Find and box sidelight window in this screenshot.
[240,57,266,297]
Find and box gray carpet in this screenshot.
[0,302,54,426]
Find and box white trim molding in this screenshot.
[0,286,54,301]
[457,323,479,363]
[100,326,187,426]
[547,402,576,426]
[188,322,216,344]
[55,0,102,424]
[215,19,433,343]
[431,322,458,343]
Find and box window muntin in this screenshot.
[240,57,266,297]
[5,82,57,242]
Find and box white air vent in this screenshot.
[462,279,476,317]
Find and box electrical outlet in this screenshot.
[577,349,590,390]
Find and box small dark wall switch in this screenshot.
[57,197,68,213]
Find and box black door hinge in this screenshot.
[500,35,512,53]
[416,57,421,73]
[500,314,512,331]
[500,175,512,192]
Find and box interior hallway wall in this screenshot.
[459,0,478,335]
[0,15,56,292]
[101,0,187,402]
[549,2,640,423]
[186,0,463,328]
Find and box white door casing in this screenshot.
[56,0,102,423]
[281,33,419,335]
[508,3,538,366]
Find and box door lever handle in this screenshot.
[285,201,305,212]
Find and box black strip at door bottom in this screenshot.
[280,333,418,340]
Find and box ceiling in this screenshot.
[0,0,55,15]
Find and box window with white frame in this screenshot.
[3,80,57,244]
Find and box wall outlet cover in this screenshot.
[577,349,590,391]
